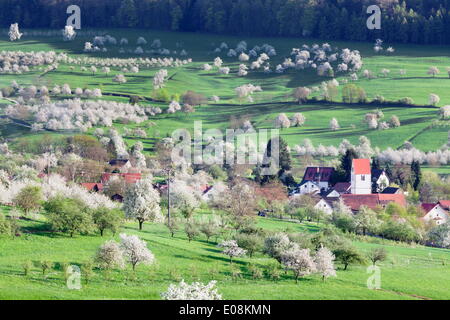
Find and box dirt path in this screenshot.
[380,288,432,300]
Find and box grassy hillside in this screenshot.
[0,29,449,156]
[0,206,449,300]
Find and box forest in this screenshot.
[2,0,450,44]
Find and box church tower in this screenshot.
[351,159,372,195]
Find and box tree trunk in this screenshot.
[100,229,104,237]
[138,220,143,230]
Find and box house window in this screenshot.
[361,175,365,181]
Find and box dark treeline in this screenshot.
[1,0,450,44]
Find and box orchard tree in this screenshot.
[291,113,306,127]
[45,197,94,237]
[92,207,124,236]
[281,247,317,283]
[234,233,263,257]
[330,118,340,131]
[218,240,246,263]
[389,115,401,128]
[314,246,337,281]
[427,66,440,77]
[95,240,125,270]
[367,247,387,266]
[274,113,290,129]
[292,87,311,103]
[439,106,450,119]
[333,244,366,270]
[8,23,22,41]
[13,185,43,215]
[429,93,440,106]
[263,233,298,263]
[119,233,155,271]
[124,178,163,230]
[161,280,222,300]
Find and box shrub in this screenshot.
[181,90,207,106]
[248,264,263,280]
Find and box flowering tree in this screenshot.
[329,118,340,131]
[218,240,246,263]
[440,106,450,119]
[427,66,440,77]
[389,115,401,128]
[429,94,440,106]
[274,113,291,129]
[113,74,127,84]
[123,178,162,230]
[153,69,168,89]
[169,180,201,219]
[213,57,223,68]
[380,68,390,77]
[95,240,125,270]
[8,23,22,41]
[239,53,249,62]
[281,247,317,283]
[63,26,76,41]
[264,233,298,263]
[119,234,155,271]
[161,280,222,300]
[291,113,306,127]
[314,246,337,281]
[293,87,311,103]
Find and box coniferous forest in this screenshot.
[1,0,450,44]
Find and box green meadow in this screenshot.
[0,29,449,156]
[1,206,449,300]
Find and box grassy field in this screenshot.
[0,205,449,300]
[0,29,449,155]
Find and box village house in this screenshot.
[342,193,407,212]
[313,197,338,215]
[81,183,103,192]
[332,182,351,195]
[371,168,390,193]
[108,159,132,173]
[292,180,321,196]
[421,203,449,225]
[301,167,334,191]
[291,167,334,196]
[101,172,142,184]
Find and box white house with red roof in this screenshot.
[351,159,372,195]
[421,203,449,225]
[301,167,334,192]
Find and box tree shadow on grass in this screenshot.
[201,254,247,266]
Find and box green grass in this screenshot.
[0,29,449,156]
[1,208,449,300]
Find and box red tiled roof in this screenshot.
[81,183,104,192]
[333,182,351,193]
[302,167,334,183]
[378,194,407,207]
[101,173,142,184]
[342,193,406,211]
[438,200,450,210]
[342,194,380,211]
[421,203,438,215]
[352,159,371,175]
